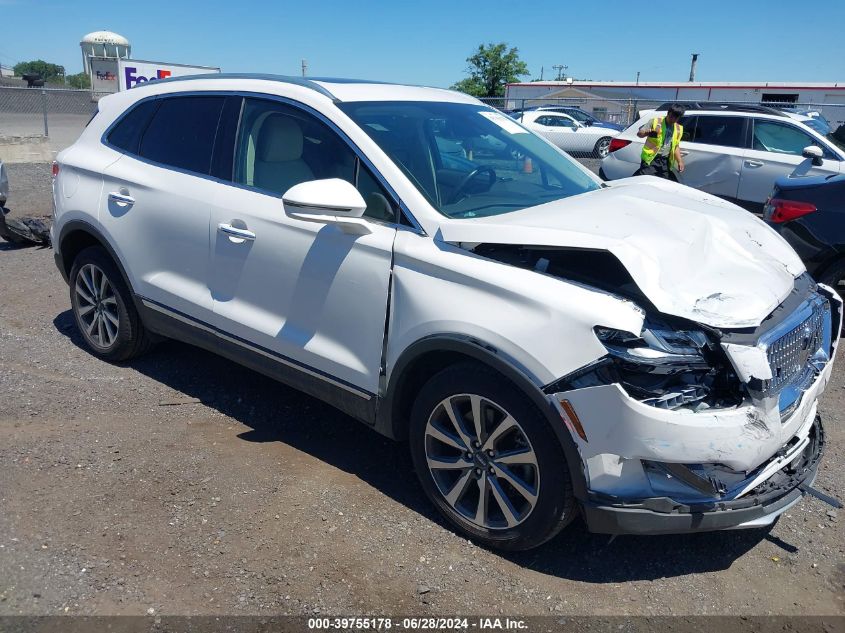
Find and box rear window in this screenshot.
[138,96,225,174]
[107,99,159,154]
[686,115,746,148]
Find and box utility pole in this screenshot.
[539,66,544,81]
[552,64,568,81]
[636,71,640,85]
[301,59,307,77]
[688,53,699,82]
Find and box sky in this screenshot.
[0,0,842,87]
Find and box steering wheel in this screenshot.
[447,166,497,204]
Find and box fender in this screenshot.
[377,333,588,500]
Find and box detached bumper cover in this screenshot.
[583,415,825,535]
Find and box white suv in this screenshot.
[52,75,841,550]
[600,104,844,211]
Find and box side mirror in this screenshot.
[802,145,824,166]
[283,178,367,223]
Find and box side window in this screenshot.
[752,120,835,158]
[107,99,159,154]
[138,96,225,174]
[235,98,396,221]
[679,115,696,142]
[688,115,745,148]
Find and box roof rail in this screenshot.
[134,73,339,100]
[655,102,789,117]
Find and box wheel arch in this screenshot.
[57,220,140,312]
[376,334,588,499]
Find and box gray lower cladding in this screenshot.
[581,415,825,535]
[136,297,378,426]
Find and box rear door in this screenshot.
[100,94,230,322]
[676,114,747,200]
[737,118,843,206]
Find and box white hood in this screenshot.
[438,178,805,329]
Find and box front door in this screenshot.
[207,97,398,394]
[738,119,842,206]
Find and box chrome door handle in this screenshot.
[745,160,764,167]
[108,191,135,205]
[679,150,689,156]
[217,222,256,241]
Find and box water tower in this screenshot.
[80,31,130,93]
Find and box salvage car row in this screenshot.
[50,75,841,550]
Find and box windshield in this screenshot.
[338,101,600,218]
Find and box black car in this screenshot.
[765,173,845,299]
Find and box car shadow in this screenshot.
[53,309,778,582]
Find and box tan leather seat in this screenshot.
[253,115,315,195]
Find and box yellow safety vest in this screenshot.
[641,117,683,168]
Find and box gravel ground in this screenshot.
[0,160,843,617]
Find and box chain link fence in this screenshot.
[0,86,104,160]
[3,86,845,163]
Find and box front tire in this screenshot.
[594,136,612,158]
[409,362,575,551]
[69,246,152,361]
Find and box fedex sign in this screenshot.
[118,59,220,91]
[123,66,171,89]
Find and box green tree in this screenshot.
[13,59,65,82]
[450,43,529,98]
[66,72,91,89]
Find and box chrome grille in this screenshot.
[763,297,828,397]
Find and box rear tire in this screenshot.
[409,362,575,551]
[69,246,152,361]
[594,136,612,158]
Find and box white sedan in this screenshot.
[518,110,619,158]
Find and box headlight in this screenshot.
[594,326,710,372]
[592,324,725,409]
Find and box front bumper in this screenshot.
[581,415,824,535]
[549,287,840,535]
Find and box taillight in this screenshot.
[765,198,817,223]
[51,161,59,178]
[608,138,631,153]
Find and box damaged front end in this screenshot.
[543,278,842,534]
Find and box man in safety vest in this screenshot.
[633,104,686,179]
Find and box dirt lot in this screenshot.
[0,166,843,618]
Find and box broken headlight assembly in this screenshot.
[588,323,743,410]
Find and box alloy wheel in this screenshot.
[75,263,120,349]
[596,137,611,158]
[424,394,540,530]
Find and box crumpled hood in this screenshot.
[438,177,805,329]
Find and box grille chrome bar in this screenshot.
[758,294,831,404]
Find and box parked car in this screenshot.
[0,159,7,208]
[601,104,844,211]
[512,106,624,131]
[789,109,832,136]
[765,173,845,300]
[52,75,841,550]
[516,110,618,157]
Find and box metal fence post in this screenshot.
[41,89,49,137]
